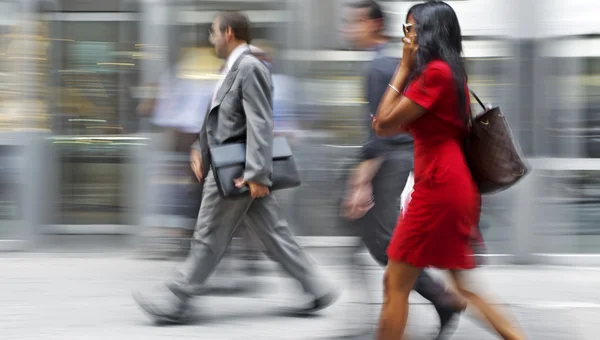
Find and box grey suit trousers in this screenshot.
[168,170,329,300]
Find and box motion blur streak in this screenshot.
[0,1,598,339]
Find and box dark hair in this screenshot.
[217,11,251,44]
[407,1,468,122]
[349,0,385,25]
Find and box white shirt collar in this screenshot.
[226,43,249,71]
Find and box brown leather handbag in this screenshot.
[465,90,530,194]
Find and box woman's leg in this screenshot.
[376,260,422,340]
[449,271,526,340]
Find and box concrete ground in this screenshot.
[0,250,598,339]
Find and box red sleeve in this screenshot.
[403,61,453,110]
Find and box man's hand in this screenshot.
[234,178,270,198]
[341,158,383,220]
[190,149,204,182]
[342,183,375,220]
[136,83,158,116]
[136,98,154,117]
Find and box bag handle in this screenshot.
[469,89,486,112]
[467,88,488,126]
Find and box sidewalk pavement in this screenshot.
[0,253,598,339]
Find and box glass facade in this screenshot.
[0,0,597,261]
[531,39,600,255]
[48,20,140,135]
[34,6,143,226]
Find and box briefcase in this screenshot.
[209,136,301,199]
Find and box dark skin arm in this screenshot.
[372,37,426,136]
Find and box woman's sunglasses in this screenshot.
[402,23,414,35]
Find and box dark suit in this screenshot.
[169,48,330,300]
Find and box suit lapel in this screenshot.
[209,50,250,113]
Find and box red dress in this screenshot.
[387,60,480,270]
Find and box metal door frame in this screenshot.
[0,0,59,251]
[32,0,148,236]
[526,37,600,265]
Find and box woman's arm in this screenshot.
[372,66,426,137]
[373,36,429,137]
[376,66,411,120]
[370,113,409,137]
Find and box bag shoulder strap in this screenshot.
[467,88,487,126]
[469,89,487,112]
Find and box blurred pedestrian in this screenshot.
[371,2,525,339]
[133,11,338,324]
[250,41,299,136]
[136,36,216,258]
[340,1,465,337]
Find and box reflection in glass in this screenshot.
[467,56,516,255]
[48,20,141,135]
[534,170,600,254]
[52,138,143,225]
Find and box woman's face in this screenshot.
[403,14,418,42]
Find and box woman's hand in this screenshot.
[371,114,381,135]
[400,36,419,72]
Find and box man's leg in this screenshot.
[362,155,465,336]
[244,194,337,311]
[134,171,254,322]
[169,172,255,296]
[240,223,265,275]
[360,155,408,273]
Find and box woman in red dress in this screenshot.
[371,2,526,340]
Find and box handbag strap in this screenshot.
[469,89,486,112]
[467,89,487,127]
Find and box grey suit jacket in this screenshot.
[192,51,274,187]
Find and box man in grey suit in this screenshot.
[133,11,337,324]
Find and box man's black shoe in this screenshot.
[434,304,463,339]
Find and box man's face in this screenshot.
[209,17,228,59]
[342,8,376,49]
